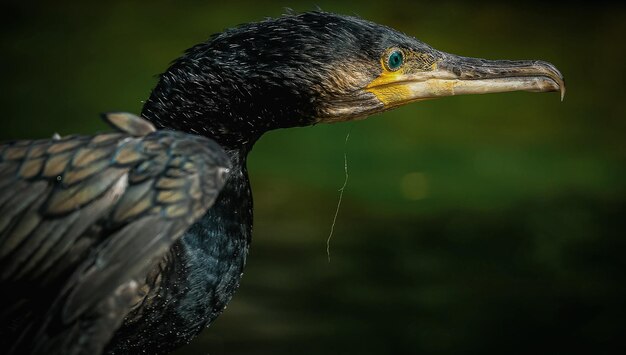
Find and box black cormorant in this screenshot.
[0,11,564,355]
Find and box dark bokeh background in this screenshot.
[2,1,625,354]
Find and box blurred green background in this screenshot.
[2,1,625,354]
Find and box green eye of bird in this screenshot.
[386,49,404,71]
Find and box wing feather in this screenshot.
[0,181,50,259]
[0,113,230,355]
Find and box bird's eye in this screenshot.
[385,50,404,71]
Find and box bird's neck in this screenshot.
[142,98,258,151]
[140,54,318,151]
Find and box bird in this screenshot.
[0,11,564,355]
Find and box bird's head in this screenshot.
[143,11,564,151]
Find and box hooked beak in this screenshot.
[365,51,565,108]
